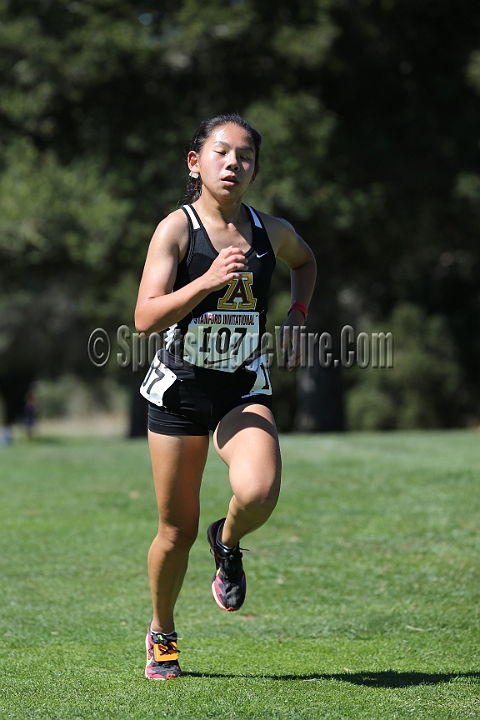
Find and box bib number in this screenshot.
[243,353,272,396]
[184,312,260,372]
[140,353,178,407]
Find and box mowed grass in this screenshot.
[0,430,479,719]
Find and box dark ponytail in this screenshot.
[184,113,262,204]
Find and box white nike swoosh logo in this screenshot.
[256,252,268,258]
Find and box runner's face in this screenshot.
[190,124,256,198]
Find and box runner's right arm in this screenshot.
[135,211,247,335]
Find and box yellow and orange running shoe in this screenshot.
[145,625,181,680]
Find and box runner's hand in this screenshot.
[203,246,247,291]
[280,308,306,371]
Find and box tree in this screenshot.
[1,0,479,431]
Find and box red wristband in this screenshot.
[288,301,308,320]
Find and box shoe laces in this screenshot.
[220,545,248,585]
[151,631,180,658]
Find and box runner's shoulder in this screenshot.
[253,210,296,254]
[149,208,190,259]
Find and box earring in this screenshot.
[189,171,199,178]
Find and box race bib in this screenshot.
[243,353,272,396]
[140,353,178,407]
[183,311,260,372]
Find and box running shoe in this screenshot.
[207,518,246,612]
[145,625,181,680]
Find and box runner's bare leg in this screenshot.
[213,403,281,547]
[148,431,209,633]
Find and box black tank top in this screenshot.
[161,203,276,374]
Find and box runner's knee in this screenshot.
[233,477,280,515]
[157,521,198,552]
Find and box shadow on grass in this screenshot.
[183,670,480,687]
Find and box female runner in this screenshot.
[135,113,316,679]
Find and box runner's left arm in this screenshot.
[275,219,317,369]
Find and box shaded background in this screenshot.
[0,0,479,436]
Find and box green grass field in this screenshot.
[1,430,479,718]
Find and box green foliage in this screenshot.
[273,16,339,69]
[0,137,131,267]
[247,92,337,218]
[0,134,134,377]
[347,304,464,430]
[0,2,153,130]
[1,432,479,717]
[36,374,127,418]
[454,172,480,204]
[1,0,480,427]
[466,48,480,93]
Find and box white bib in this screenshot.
[140,354,178,407]
[183,311,260,373]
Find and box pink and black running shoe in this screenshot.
[207,518,246,612]
[145,625,181,680]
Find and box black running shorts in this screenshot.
[148,394,272,436]
[146,360,272,436]
[147,385,273,436]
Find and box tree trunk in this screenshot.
[128,370,148,438]
[0,373,34,424]
[296,362,345,431]
[293,221,345,432]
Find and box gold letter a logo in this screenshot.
[218,272,257,310]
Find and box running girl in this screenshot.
[135,113,316,679]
